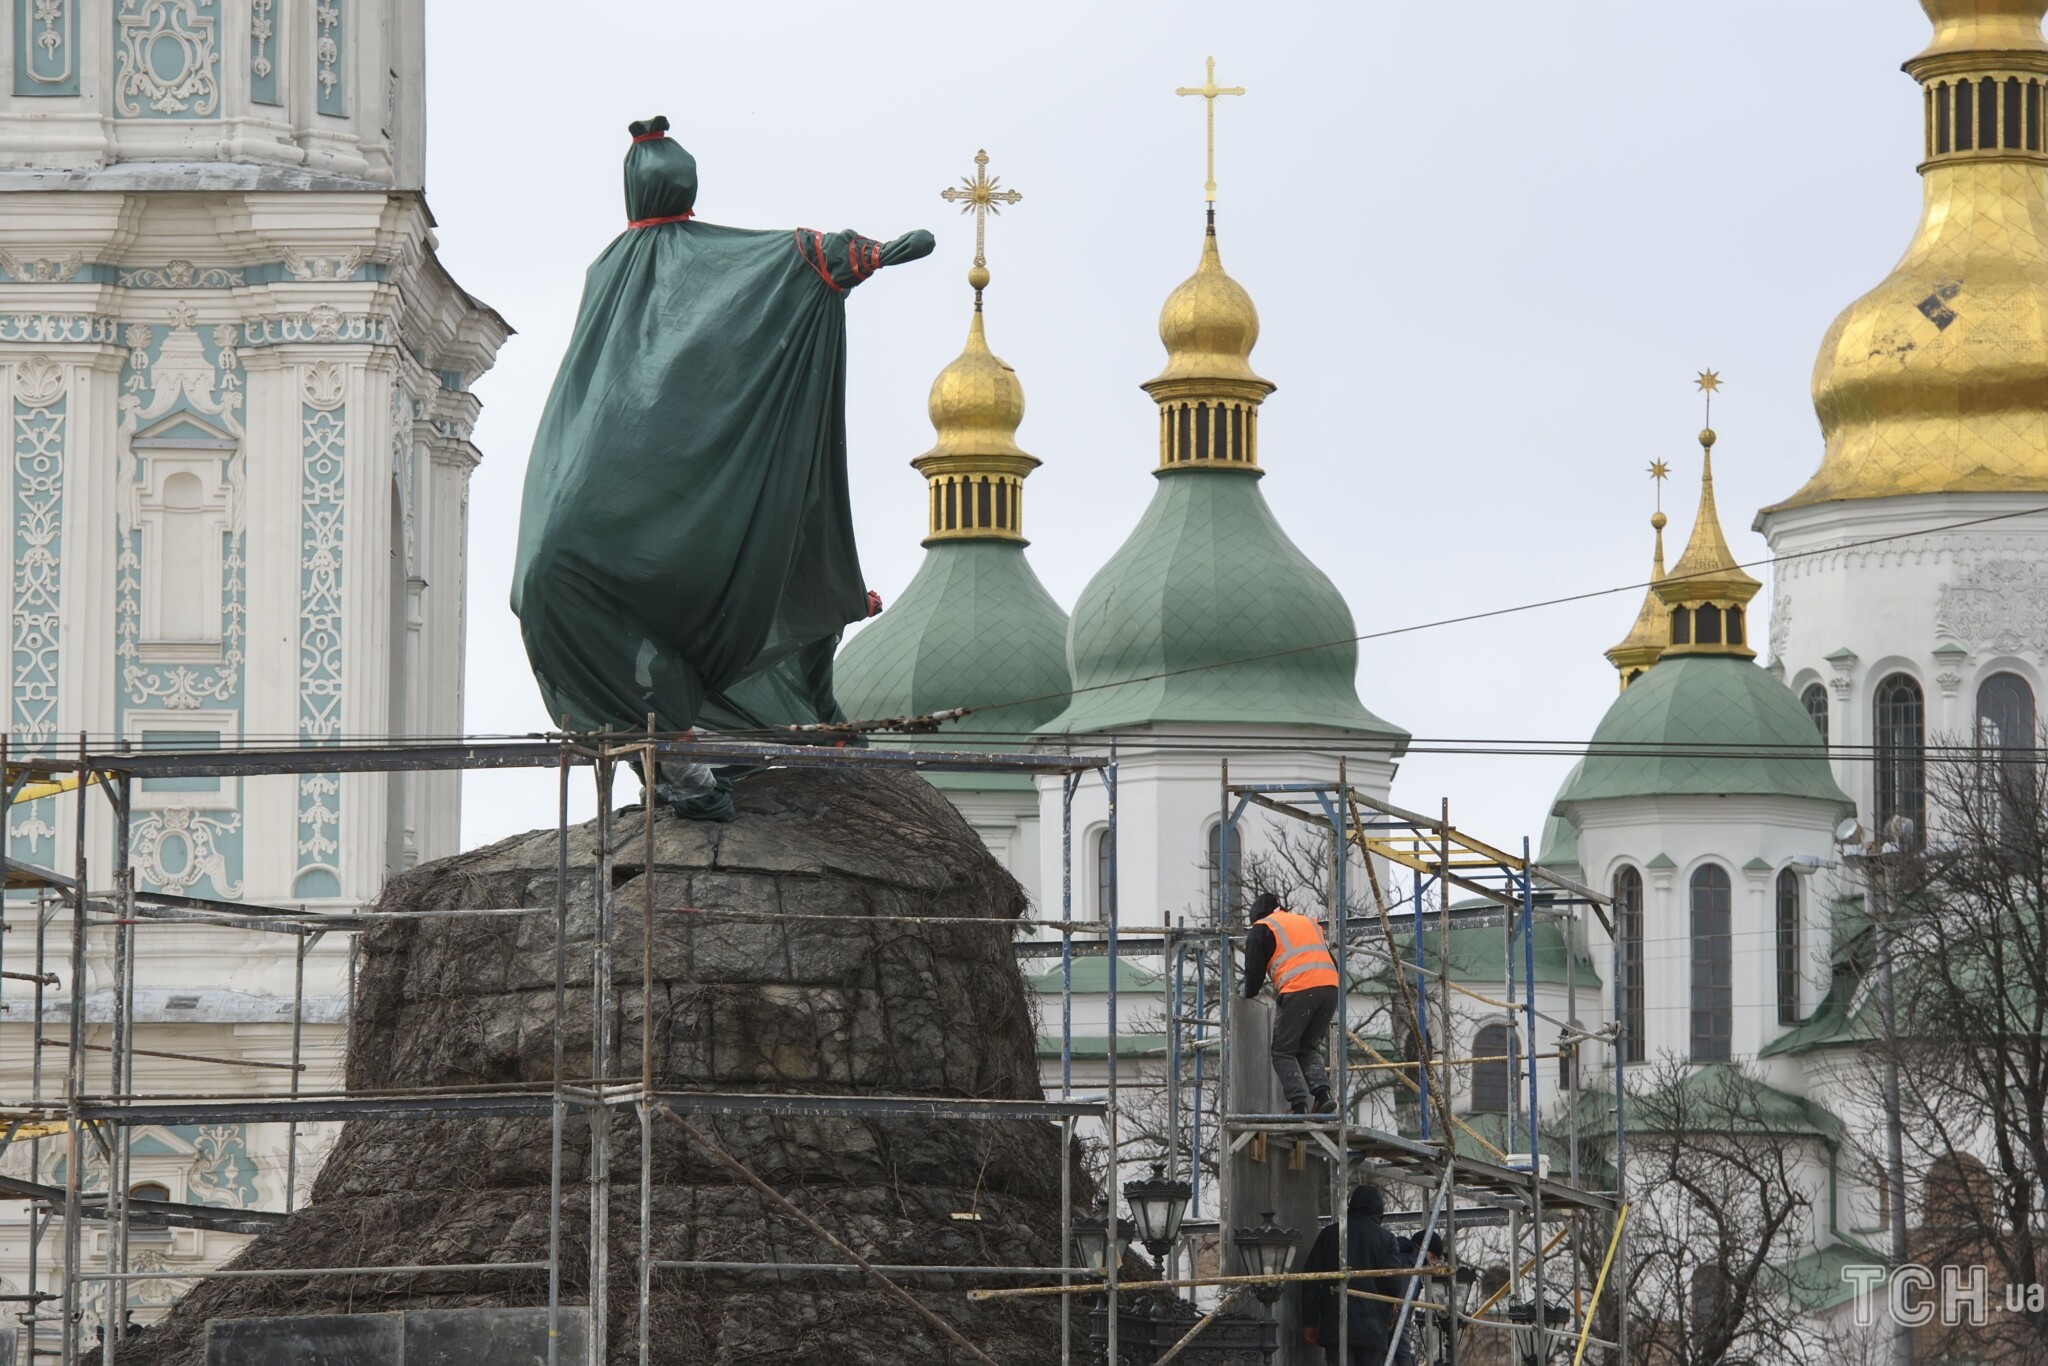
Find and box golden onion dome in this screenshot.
[912,309,1039,544]
[1141,227,1276,472]
[921,311,1029,463]
[1144,232,1273,394]
[1770,0,2048,512]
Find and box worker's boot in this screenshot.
[1311,1087,1337,1115]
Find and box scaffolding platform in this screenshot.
[1223,1117,1617,1217]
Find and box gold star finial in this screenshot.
[1176,56,1246,207]
[939,149,1022,307]
[1649,459,1671,514]
[1695,368,1723,431]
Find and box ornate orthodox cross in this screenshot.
[940,149,1022,304]
[1176,56,1245,203]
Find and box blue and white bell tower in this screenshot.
[0,0,506,1334]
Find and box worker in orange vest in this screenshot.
[1243,891,1340,1115]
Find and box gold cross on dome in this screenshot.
[1176,56,1245,203]
[939,149,1022,284]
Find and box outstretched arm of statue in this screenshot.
[878,229,936,266]
[800,227,936,293]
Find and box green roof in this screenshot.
[1025,957,1168,995]
[1371,922,1600,988]
[1043,469,1408,740]
[1625,1063,1844,1140]
[1759,971,1876,1057]
[835,540,1071,740]
[1772,1242,1887,1313]
[1036,1033,1169,1060]
[1536,762,1583,870]
[1555,655,1852,811]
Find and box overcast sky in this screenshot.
[428,1,1931,854]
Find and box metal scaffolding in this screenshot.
[0,734,1122,1366]
[0,733,1630,1366]
[1183,763,1630,1366]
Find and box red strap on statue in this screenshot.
[631,131,666,143]
[628,212,694,228]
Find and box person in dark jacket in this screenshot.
[1242,891,1339,1115]
[1300,1184,1411,1364]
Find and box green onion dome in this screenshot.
[1041,220,1405,741]
[1554,654,1850,810]
[835,540,1071,739]
[1043,468,1406,737]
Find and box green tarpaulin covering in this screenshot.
[513,116,933,767]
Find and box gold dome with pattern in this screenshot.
[1141,227,1276,472]
[913,310,1039,544]
[1771,0,2048,512]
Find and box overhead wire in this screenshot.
[806,498,2048,736]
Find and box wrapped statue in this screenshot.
[512,115,934,813]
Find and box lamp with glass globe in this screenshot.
[1231,1211,1299,1304]
[1122,1162,1192,1260]
[1071,1203,1133,1275]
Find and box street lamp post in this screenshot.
[1834,815,1916,1366]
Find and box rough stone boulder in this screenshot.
[122,766,1085,1364]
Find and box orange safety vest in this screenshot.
[1264,909,1338,993]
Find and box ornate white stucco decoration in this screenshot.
[131,806,242,895]
[1936,559,2048,658]
[115,0,221,117]
[281,247,364,282]
[0,251,85,283]
[119,260,244,289]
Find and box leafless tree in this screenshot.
[1814,736,2048,1364]
[1575,1058,1840,1366]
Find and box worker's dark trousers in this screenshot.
[1269,984,1337,1110]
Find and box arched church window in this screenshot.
[1977,671,2034,751]
[1802,683,1829,742]
[1958,78,1975,150]
[1230,404,1244,460]
[1776,868,1801,1025]
[1694,604,1723,646]
[1176,404,1192,462]
[995,478,1010,530]
[1690,863,1732,1062]
[976,476,992,528]
[943,478,958,530]
[1194,403,1211,460]
[1725,604,1744,645]
[1471,1023,1518,1113]
[1981,76,2000,148]
[1937,82,1952,153]
[156,471,212,641]
[2030,79,2042,150]
[1670,607,1692,646]
[1613,866,1645,1063]
[1093,827,1113,920]
[1875,674,1927,835]
[1206,821,1243,921]
[2007,77,2025,147]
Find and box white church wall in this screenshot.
[1763,490,2048,831]
[1570,794,1841,1067]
